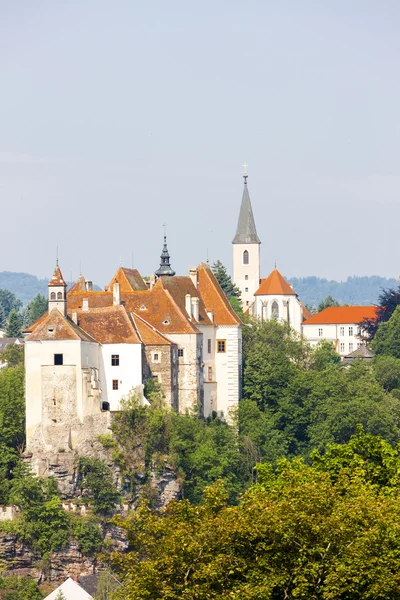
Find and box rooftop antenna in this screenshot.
[206,247,209,264]
[56,246,59,266]
[242,161,248,184]
[275,260,277,269]
[79,260,82,277]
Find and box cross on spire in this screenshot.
[242,161,248,183]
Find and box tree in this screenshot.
[1,342,24,367]
[54,590,66,600]
[372,305,400,358]
[79,457,121,515]
[110,445,400,600]
[361,284,400,341]
[0,289,22,320]
[23,293,48,327]
[317,295,340,312]
[373,355,400,391]
[0,303,6,329]
[94,569,121,600]
[6,310,23,337]
[211,261,241,299]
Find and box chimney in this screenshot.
[191,297,199,321]
[189,267,198,288]
[113,282,120,306]
[82,299,89,312]
[149,274,156,290]
[207,310,214,322]
[72,311,78,324]
[85,280,93,292]
[185,293,192,317]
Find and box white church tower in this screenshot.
[232,166,261,309]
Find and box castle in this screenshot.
[24,242,242,472]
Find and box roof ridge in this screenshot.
[128,312,144,344]
[131,311,173,344]
[162,288,200,333]
[199,263,242,324]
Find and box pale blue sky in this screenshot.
[1,1,400,285]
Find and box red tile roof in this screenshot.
[156,276,213,325]
[75,306,141,344]
[106,267,147,292]
[302,306,377,325]
[130,312,173,346]
[48,265,67,287]
[255,269,296,296]
[27,309,96,342]
[197,263,241,326]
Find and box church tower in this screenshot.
[232,167,261,309]
[48,262,67,316]
[155,234,176,278]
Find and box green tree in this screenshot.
[54,590,66,600]
[372,305,400,358]
[0,289,22,320]
[373,354,400,391]
[211,260,242,315]
[23,293,48,327]
[361,284,400,341]
[94,569,121,600]
[1,343,24,367]
[317,295,340,312]
[73,516,104,556]
[0,304,6,329]
[79,458,121,515]
[5,310,23,337]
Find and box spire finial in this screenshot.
[163,222,167,240]
[56,246,59,266]
[242,161,248,183]
[275,260,277,269]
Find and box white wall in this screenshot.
[302,323,362,356]
[253,294,303,334]
[100,343,142,411]
[214,325,241,421]
[233,243,260,309]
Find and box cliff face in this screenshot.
[0,525,127,582]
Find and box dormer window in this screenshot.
[163,319,170,325]
[243,250,249,265]
[140,305,146,311]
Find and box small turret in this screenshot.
[155,234,176,278]
[48,261,67,315]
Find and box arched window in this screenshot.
[271,301,279,320]
[50,292,56,300]
[57,292,63,300]
[243,250,249,265]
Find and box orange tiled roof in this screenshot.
[23,311,49,334]
[67,291,113,310]
[197,263,241,326]
[27,309,96,342]
[74,306,141,344]
[68,276,86,293]
[130,312,173,345]
[156,276,213,325]
[255,269,296,296]
[301,304,313,320]
[106,267,147,292]
[48,264,67,287]
[302,306,377,326]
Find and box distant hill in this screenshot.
[0,271,397,309]
[288,275,398,308]
[0,272,101,305]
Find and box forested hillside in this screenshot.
[288,274,398,307]
[0,272,100,305]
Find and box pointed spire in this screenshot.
[232,171,261,244]
[155,232,176,278]
[49,263,67,287]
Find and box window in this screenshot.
[178,349,184,357]
[111,354,119,366]
[217,340,226,353]
[271,301,279,320]
[243,250,249,265]
[54,354,63,365]
[340,343,345,353]
[349,343,354,353]
[57,291,63,300]
[153,353,159,362]
[246,301,249,306]
[318,328,323,337]
[340,327,345,336]
[349,327,354,336]
[245,287,249,293]
[357,327,361,336]
[207,339,212,354]
[153,375,159,383]
[208,367,212,381]
[50,292,56,300]
[245,275,248,280]
[357,342,362,348]
[112,379,119,390]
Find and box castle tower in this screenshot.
[48,262,67,315]
[232,168,261,309]
[155,233,176,278]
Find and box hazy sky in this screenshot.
[1,1,400,286]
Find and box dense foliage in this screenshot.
[111,430,400,599]
[211,260,242,315]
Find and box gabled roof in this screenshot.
[301,303,313,320]
[197,263,241,326]
[23,311,49,334]
[68,276,86,293]
[74,306,141,344]
[27,309,96,342]
[232,180,260,245]
[344,344,374,359]
[131,312,173,345]
[156,276,213,325]
[44,577,93,600]
[48,264,67,287]
[302,306,377,326]
[106,267,147,292]
[255,269,296,296]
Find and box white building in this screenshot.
[302,306,377,356]
[44,577,93,600]
[232,173,310,332]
